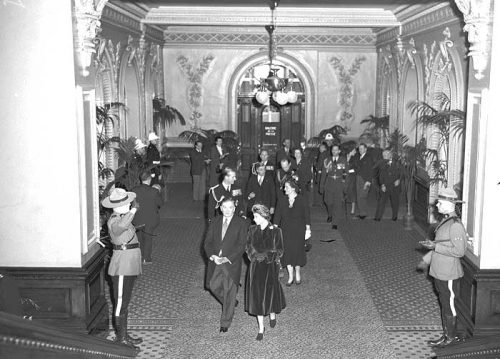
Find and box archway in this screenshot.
[228,51,315,171]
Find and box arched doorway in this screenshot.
[236,60,306,173]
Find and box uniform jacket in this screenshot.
[107,211,142,276]
[146,144,161,177]
[429,214,467,281]
[208,183,245,219]
[189,148,208,176]
[131,184,162,229]
[319,155,347,193]
[245,172,276,210]
[251,160,275,178]
[204,215,249,286]
[354,152,376,182]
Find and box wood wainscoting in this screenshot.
[413,175,430,230]
[0,248,109,334]
[457,256,500,338]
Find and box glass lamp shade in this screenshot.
[272,91,288,105]
[256,90,270,105]
[265,73,285,92]
[286,90,298,103]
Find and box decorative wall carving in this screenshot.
[164,32,376,47]
[73,0,103,77]
[329,55,366,130]
[1,0,25,7]
[176,55,215,128]
[454,0,492,80]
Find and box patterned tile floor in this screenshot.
[102,184,442,358]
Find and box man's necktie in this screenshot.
[222,218,229,239]
[333,158,337,165]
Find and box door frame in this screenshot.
[227,51,316,138]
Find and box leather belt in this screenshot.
[112,243,140,250]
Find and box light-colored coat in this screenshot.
[107,212,142,276]
[429,215,467,281]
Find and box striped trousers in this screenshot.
[434,278,460,337]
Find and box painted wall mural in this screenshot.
[329,55,366,130]
[176,54,215,128]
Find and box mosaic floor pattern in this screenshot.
[104,184,443,358]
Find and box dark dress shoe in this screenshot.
[126,334,143,345]
[428,334,447,346]
[270,318,276,328]
[326,216,332,223]
[295,280,301,285]
[220,327,228,333]
[256,329,265,341]
[286,279,294,287]
[116,338,140,351]
[437,336,461,347]
[358,215,366,220]
[331,224,338,230]
[392,217,398,221]
[374,218,381,222]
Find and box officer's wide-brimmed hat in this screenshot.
[324,133,334,140]
[102,188,136,208]
[148,132,159,141]
[134,138,147,150]
[437,187,464,203]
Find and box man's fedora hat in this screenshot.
[438,187,464,203]
[324,133,334,140]
[102,188,136,208]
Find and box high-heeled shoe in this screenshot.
[286,279,294,287]
[256,328,265,341]
[270,318,276,328]
[295,279,301,285]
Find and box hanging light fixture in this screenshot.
[255,0,297,106]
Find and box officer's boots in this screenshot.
[122,314,143,345]
[428,315,460,347]
[114,315,141,351]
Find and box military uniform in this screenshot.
[208,183,245,220]
[319,156,347,226]
[429,213,467,342]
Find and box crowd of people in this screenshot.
[99,131,467,349]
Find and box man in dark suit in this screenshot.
[275,138,292,167]
[204,197,249,333]
[146,132,161,186]
[189,140,209,201]
[131,172,163,264]
[208,167,245,220]
[374,149,403,221]
[245,162,276,217]
[319,144,347,230]
[354,143,376,219]
[208,136,229,186]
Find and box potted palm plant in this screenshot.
[360,115,390,148]
[407,93,465,188]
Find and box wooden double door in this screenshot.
[237,97,305,177]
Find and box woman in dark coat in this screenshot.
[273,179,311,286]
[245,204,286,341]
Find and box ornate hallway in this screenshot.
[110,184,442,358]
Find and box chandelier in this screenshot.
[255,0,298,106]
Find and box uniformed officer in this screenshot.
[208,167,245,220]
[420,187,467,348]
[251,149,275,178]
[319,144,347,230]
[102,188,143,351]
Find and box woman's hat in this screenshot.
[437,187,464,203]
[148,132,159,141]
[102,188,136,208]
